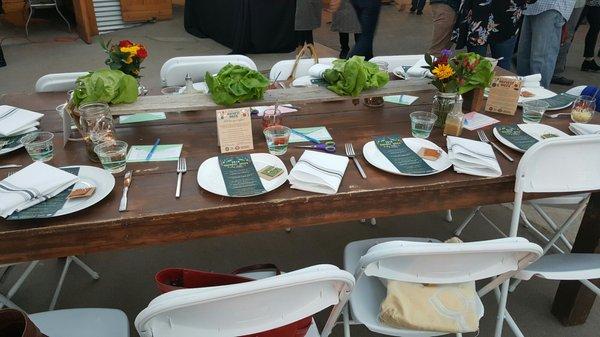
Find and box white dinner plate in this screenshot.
[0,128,40,156]
[362,138,452,176]
[493,124,569,153]
[197,153,288,197]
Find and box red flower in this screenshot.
[119,40,133,48]
[136,47,148,59]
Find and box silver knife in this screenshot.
[119,170,133,212]
[0,164,22,169]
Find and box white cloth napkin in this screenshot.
[570,123,600,135]
[0,162,79,218]
[0,105,44,137]
[288,150,349,195]
[406,56,433,79]
[447,136,502,178]
[308,64,332,79]
[519,74,542,88]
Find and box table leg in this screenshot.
[552,192,600,326]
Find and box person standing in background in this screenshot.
[428,0,460,57]
[411,0,426,15]
[581,0,600,71]
[295,0,323,49]
[330,0,362,59]
[552,0,586,84]
[517,0,576,88]
[348,0,382,60]
[0,0,5,67]
[454,0,533,71]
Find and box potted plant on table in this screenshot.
[424,50,459,128]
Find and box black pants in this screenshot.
[0,45,5,68]
[583,6,600,58]
[411,0,426,11]
[296,30,314,47]
[348,0,381,60]
[339,33,361,51]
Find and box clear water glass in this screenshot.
[263,125,291,156]
[20,131,54,162]
[94,140,128,173]
[522,100,549,124]
[410,111,437,138]
[571,95,596,123]
[161,86,182,95]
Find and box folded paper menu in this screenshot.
[447,136,501,178]
[485,76,522,115]
[119,112,166,124]
[126,144,182,162]
[0,162,79,218]
[288,150,348,195]
[218,154,266,197]
[374,135,434,175]
[216,108,253,153]
[0,105,43,137]
[289,126,332,143]
[383,95,419,106]
[463,112,500,131]
[494,125,538,151]
[535,93,578,110]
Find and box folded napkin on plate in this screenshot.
[447,136,501,178]
[406,56,433,79]
[292,75,317,87]
[288,150,349,195]
[570,123,600,135]
[0,162,79,218]
[518,74,542,88]
[0,105,44,137]
[308,64,332,78]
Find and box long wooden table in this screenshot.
[0,89,598,326]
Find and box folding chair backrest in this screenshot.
[135,264,354,337]
[35,72,89,92]
[515,135,600,194]
[160,55,257,86]
[359,238,542,284]
[369,55,423,71]
[269,58,337,81]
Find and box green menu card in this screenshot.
[535,93,578,110]
[494,125,538,151]
[374,135,434,174]
[218,155,266,197]
[8,167,80,220]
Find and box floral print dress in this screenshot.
[453,0,529,49]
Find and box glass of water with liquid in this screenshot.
[20,131,55,162]
[94,140,128,173]
[410,111,438,139]
[522,100,549,124]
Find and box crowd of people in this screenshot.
[296,0,600,88]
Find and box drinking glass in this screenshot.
[20,131,54,162]
[161,86,182,95]
[78,102,117,162]
[263,125,291,156]
[410,111,437,138]
[94,140,128,173]
[571,95,596,124]
[522,100,549,124]
[262,107,283,130]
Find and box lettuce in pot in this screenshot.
[322,56,389,96]
[205,64,270,106]
[72,69,138,107]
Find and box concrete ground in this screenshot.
[1,3,599,337]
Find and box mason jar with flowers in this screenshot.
[424,50,459,128]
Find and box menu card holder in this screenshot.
[216,108,254,154]
[485,76,522,116]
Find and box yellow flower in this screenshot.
[120,45,141,64]
[432,64,455,80]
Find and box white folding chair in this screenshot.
[35,72,89,92]
[135,264,354,337]
[29,308,129,337]
[269,58,337,81]
[370,55,423,71]
[342,237,542,337]
[160,55,257,86]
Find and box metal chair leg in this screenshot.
[25,7,34,37]
[494,281,510,337]
[445,209,453,223]
[0,294,22,310]
[71,256,99,279]
[343,304,351,337]
[454,207,481,236]
[49,256,72,310]
[54,3,71,32]
[494,287,525,337]
[0,261,38,309]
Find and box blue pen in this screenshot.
[146,138,160,161]
[291,129,320,144]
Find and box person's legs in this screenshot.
[526,10,564,88]
[582,6,600,71]
[517,15,533,77]
[553,6,584,83]
[490,36,517,70]
[428,3,457,56]
[416,0,426,14]
[339,33,350,58]
[410,0,418,12]
[349,0,381,60]
[0,44,5,68]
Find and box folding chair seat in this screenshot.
[160,55,257,86]
[35,72,89,93]
[29,308,129,337]
[269,57,337,81]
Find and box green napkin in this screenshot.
[8,167,80,220]
[374,135,434,175]
[495,125,538,151]
[219,154,266,197]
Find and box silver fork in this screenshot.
[477,129,514,162]
[0,140,8,149]
[546,112,571,119]
[175,157,187,198]
[345,143,367,179]
[5,171,15,178]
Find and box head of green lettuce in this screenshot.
[205,64,270,106]
[72,69,139,107]
[322,56,389,97]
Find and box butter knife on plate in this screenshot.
[119,170,133,212]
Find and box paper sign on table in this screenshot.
[463,112,500,131]
[384,95,419,106]
[126,144,182,162]
[216,108,254,153]
[485,76,522,115]
[119,112,166,124]
[288,126,332,143]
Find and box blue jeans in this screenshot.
[467,36,517,71]
[517,10,565,88]
[348,0,381,60]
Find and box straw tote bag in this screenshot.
[155,264,313,337]
[0,309,48,337]
[285,43,319,85]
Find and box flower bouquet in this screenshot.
[101,39,148,78]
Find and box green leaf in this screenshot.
[322,56,389,96]
[71,69,138,107]
[204,64,269,106]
